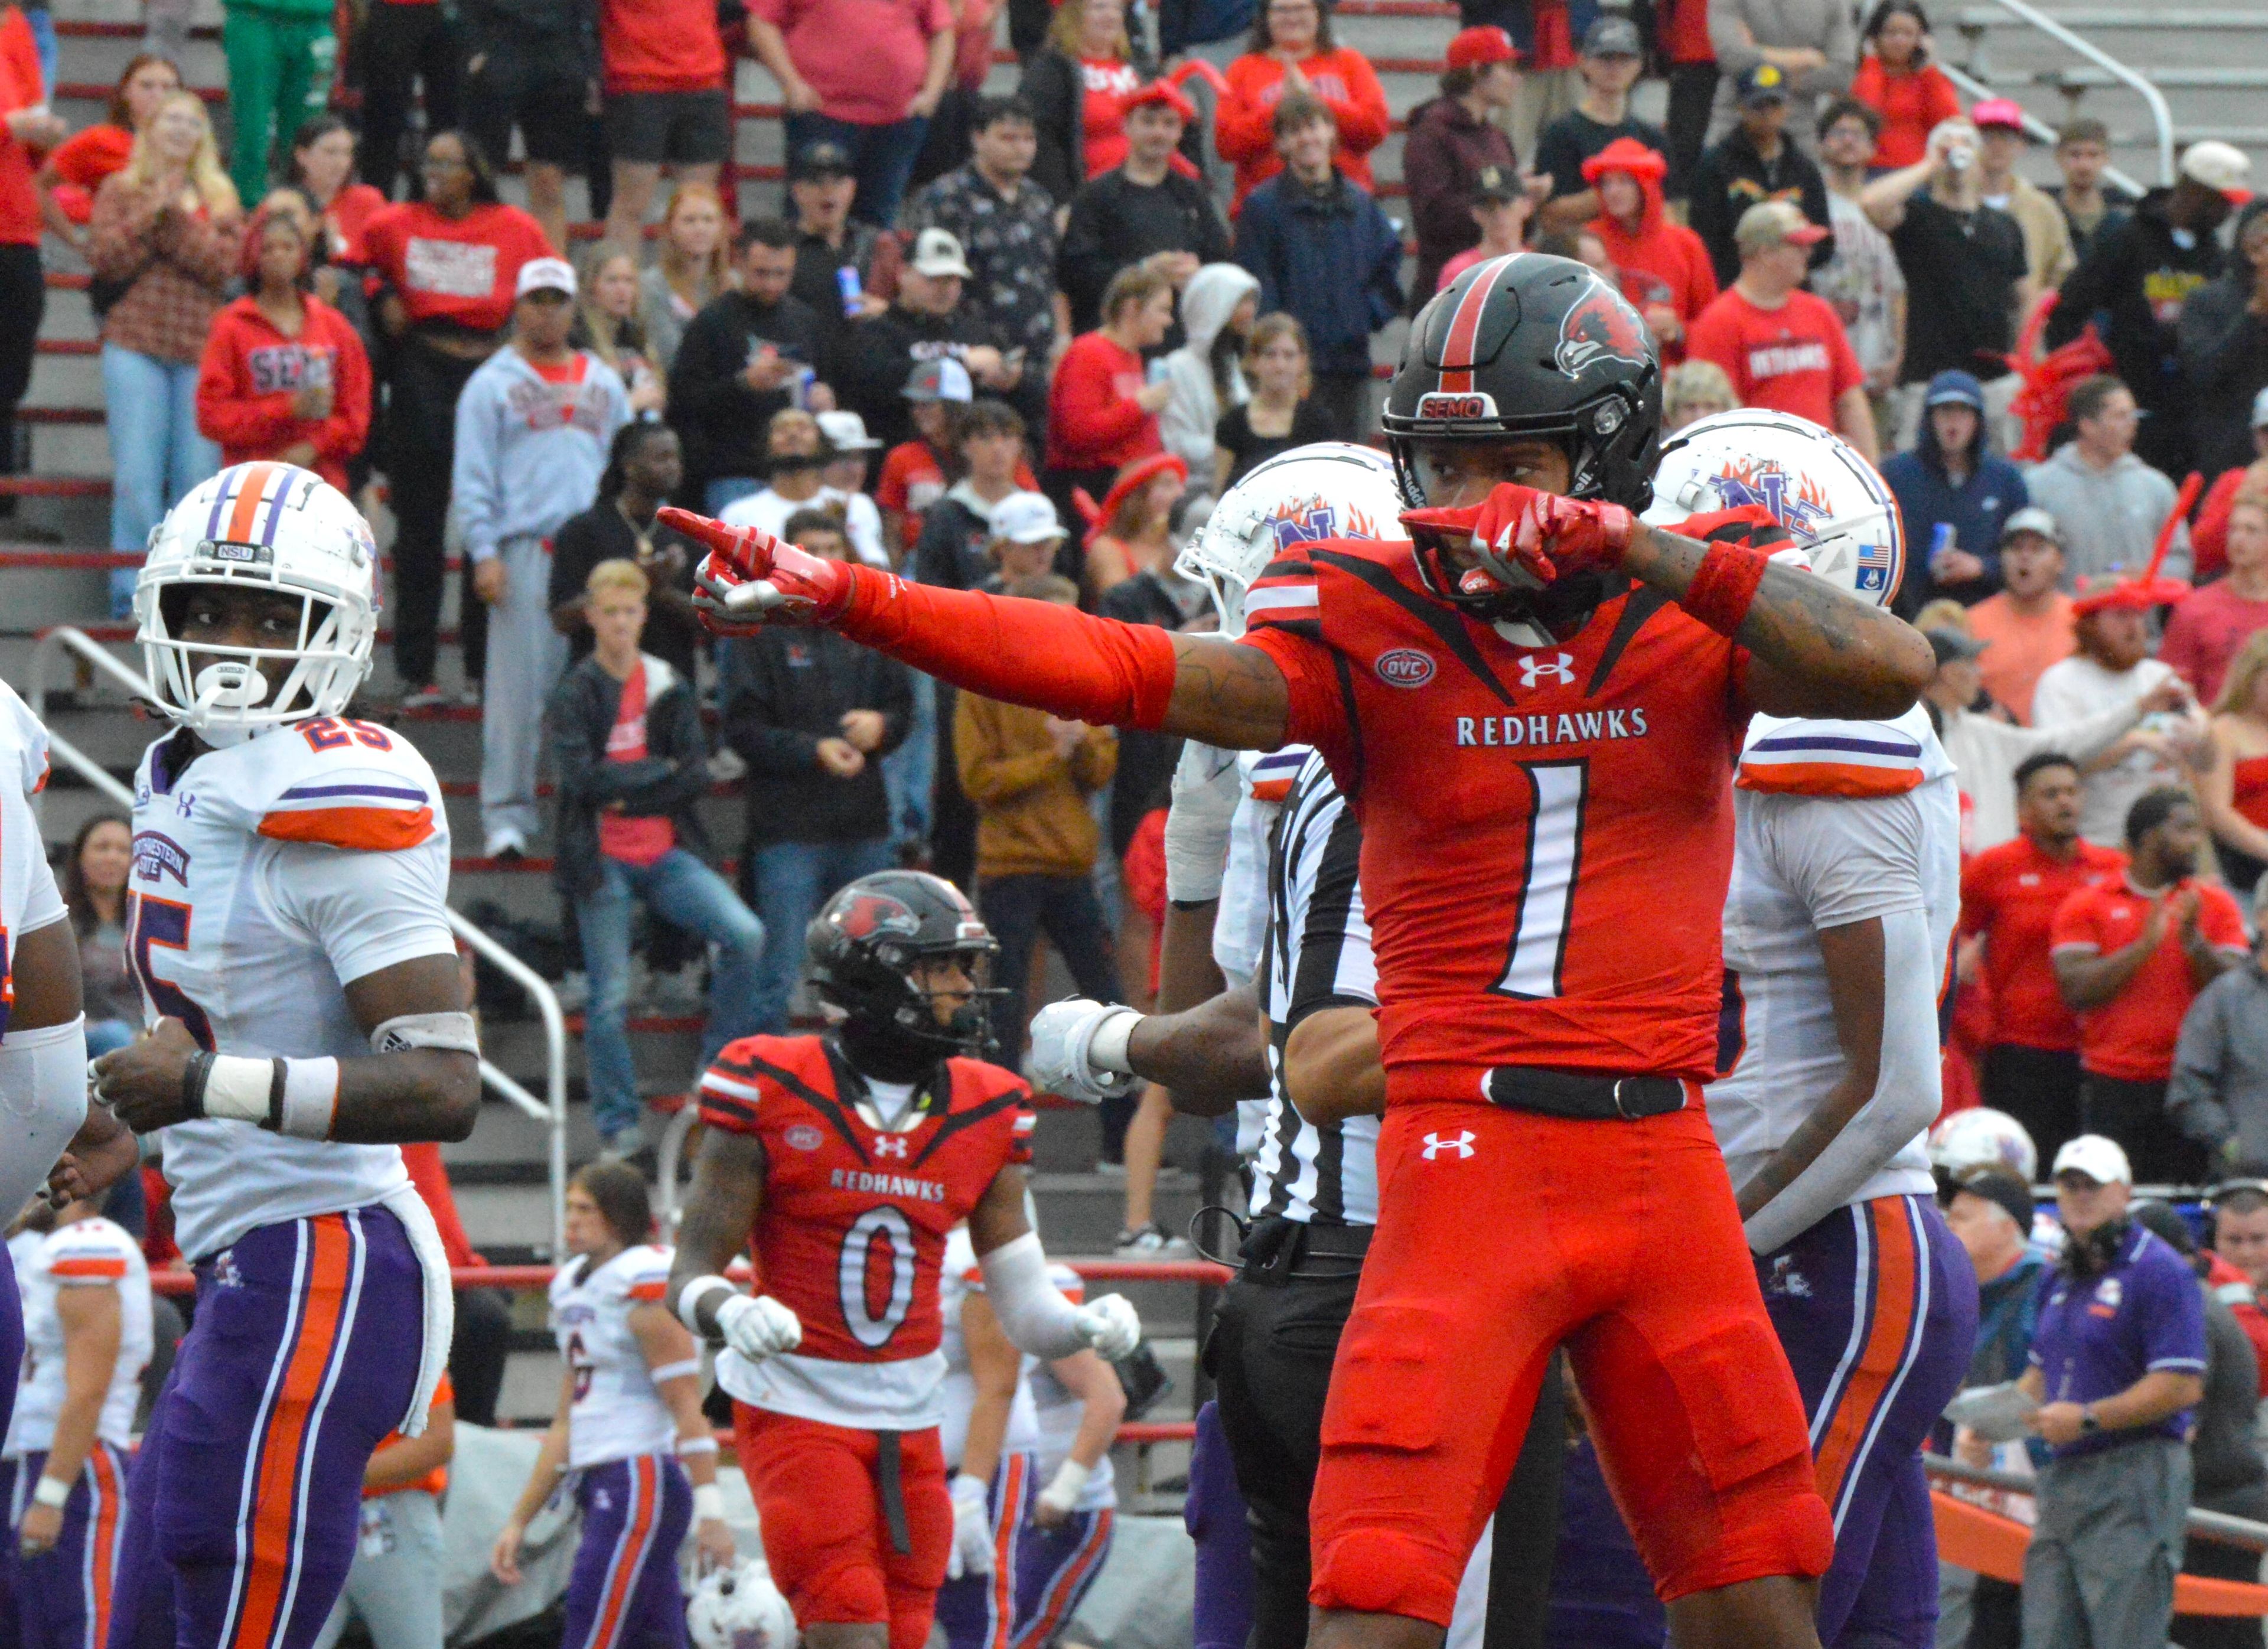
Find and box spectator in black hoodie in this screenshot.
[2178,200,2268,481]
[2050,141,2250,478]
[721,510,915,1034]
[829,227,1024,451]
[1057,80,1231,332]
[666,218,829,511]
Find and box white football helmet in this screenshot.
[1930,1107,2039,1184]
[135,462,380,736]
[1643,409,1905,607]
[1176,442,1406,638]
[687,1562,799,1649]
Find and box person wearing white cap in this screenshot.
[829,227,1021,451]
[2175,201,2268,484]
[2045,137,2250,476]
[815,409,882,496]
[452,255,633,859]
[2015,1130,2207,1649]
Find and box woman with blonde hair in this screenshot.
[1018,0,1157,204]
[1662,357,1738,433]
[2201,628,2268,894]
[87,87,242,614]
[638,183,732,373]
[1213,311,1330,492]
[576,249,666,415]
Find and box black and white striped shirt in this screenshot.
[1250,750,1380,1226]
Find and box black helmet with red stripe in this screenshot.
[1384,253,1663,517]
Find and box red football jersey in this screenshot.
[1241,539,1748,1096]
[697,1035,1035,1371]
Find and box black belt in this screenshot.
[1484,1065,1685,1122]
[875,1432,912,1555]
[1237,1215,1371,1285]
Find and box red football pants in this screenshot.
[1308,1097,1835,1624]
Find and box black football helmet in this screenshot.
[1384,253,1663,617]
[807,871,1006,1068]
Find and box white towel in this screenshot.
[381,1183,458,1438]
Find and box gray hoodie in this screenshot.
[1159,263,1260,482]
[2021,443,2191,586]
[451,347,631,565]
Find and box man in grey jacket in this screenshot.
[453,257,632,859]
[1706,0,1856,155]
[2170,886,2268,1175]
[2022,374,2192,586]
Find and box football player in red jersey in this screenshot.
[664,253,1936,1649]
[665,871,1142,1649]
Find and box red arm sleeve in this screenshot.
[1323,51,1390,158]
[1213,57,1282,163]
[1052,338,1149,453]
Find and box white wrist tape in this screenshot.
[369,1011,480,1055]
[693,1484,727,1521]
[1163,742,1238,902]
[189,1054,340,1139]
[977,1232,1087,1360]
[649,1358,702,1384]
[30,1476,69,1510]
[676,1436,719,1458]
[1087,1009,1139,1076]
[1039,1459,1090,1510]
[677,1275,735,1337]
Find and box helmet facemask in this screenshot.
[142,573,370,738]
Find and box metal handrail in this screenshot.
[1938,61,2150,200]
[1973,0,2176,185]
[1925,1453,2268,1552]
[22,625,569,1256]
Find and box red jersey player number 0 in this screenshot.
[840,1206,918,1349]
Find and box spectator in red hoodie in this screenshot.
[1849,2,1960,170]
[195,208,372,492]
[1402,27,1523,306]
[2192,390,2268,585]
[1583,136,1716,361]
[600,0,732,255]
[1213,0,1388,216]
[0,0,55,533]
[1045,262,1173,526]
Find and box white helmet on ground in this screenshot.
[1929,1107,2039,1184]
[687,1562,799,1649]
[1643,409,1905,607]
[1175,442,1405,637]
[135,461,380,736]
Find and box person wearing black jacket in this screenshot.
[666,219,829,510]
[722,510,916,1034]
[827,230,1020,451]
[2176,200,2268,481]
[1687,66,1832,289]
[1057,83,1231,332]
[1018,14,1162,205]
[548,558,764,1156]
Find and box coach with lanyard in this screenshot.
[2016,1133,2207,1649]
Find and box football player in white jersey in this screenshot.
[934,1223,1045,1649]
[4,1193,152,1649]
[492,1164,735,1648]
[1012,1264,1124,1649]
[84,461,479,1649]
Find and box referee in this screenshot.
[1028,750,1565,1649]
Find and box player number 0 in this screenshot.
[837,1205,917,1350]
[1491,761,1588,1001]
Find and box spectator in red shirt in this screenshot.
[1214,0,1389,216]
[1848,2,1960,171]
[1583,137,1716,360]
[195,208,373,492]
[2163,493,2268,709]
[1685,199,1878,458]
[359,129,554,708]
[600,0,732,254]
[2052,786,2251,1184]
[1045,262,1173,523]
[2191,422,2268,589]
[750,0,954,230]
[1961,751,2128,1172]
[2202,631,2268,898]
[35,51,174,245]
[0,2,56,536]
[2207,1183,2268,1395]
[280,116,385,306]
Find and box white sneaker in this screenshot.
[552,970,589,1012]
[1115,1223,1194,1259]
[483,829,527,863]
[397,682,446,712]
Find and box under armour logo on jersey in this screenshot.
[1517,653,1576,688]
[874,1135,909,1158]
[175,792,196,818]
[1420,1130,1476,1160]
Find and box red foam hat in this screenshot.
[1581,135,1669,185]
[1122,79,1197,123]
[1445,25,1518,72]
[1074,452,1189,545]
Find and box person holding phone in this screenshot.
[1849,2,1958,170]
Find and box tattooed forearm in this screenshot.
[1165,634,1292,748]
[1624,525,1933,719]
[1126,984,1272,1112]
[666,1128,766,1322]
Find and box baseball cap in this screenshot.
[903,357,974,403]
[909,227,972,280]
[1951,1166,2035,1236]
[1999,506,2061,546]
[2052,1133,2133,1187]
[815,410,882,452]
[1472,163,1520,204]
[2250,384,2268,429]
[1582,15,1642,57]
[2182,139,2254,206]
[1123,79,1197,123]
[1924,627,1989,667]
[1970,97,2028,134]
[2208,1178,2268,1205]
[514,256,576,299]
[990,490,1066,545]
[1736,62,1791,106]
[1924,369,1986,411]
[1734,198,1828,253]
[790,140,856,182]
[1445,25,1518,72]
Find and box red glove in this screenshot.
[659,507,858,633]
[1400,483,1635,599]
[1670,504,1783,546]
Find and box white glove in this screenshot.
[715,1294,803,1364]
[1027,1001,1143,1105]
[1074,1293,1141,1361]
[946,1472,994,1580]
[1037,1459,1091,1518]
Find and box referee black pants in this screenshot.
[1207,1217,1563,1649]
[1981,1044,2083,1175]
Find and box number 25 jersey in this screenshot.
[696,1034,1035,1430]
[126,719,458,1262]
[1241,538,1746,1097]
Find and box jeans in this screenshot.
[103,344,217,614]
[745,836,896,1034]
[881,671,936,851]
[578,848,767,1138]
[976,871,1121,1070]
[784,111,930,226]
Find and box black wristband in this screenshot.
[264,1058,288,1132]
[180,1051,216,1120]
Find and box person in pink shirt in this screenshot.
[750,0,955,226]
[2162,493,2268,708]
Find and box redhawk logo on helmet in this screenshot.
[1555,276,1654,379]
[834,892,921,944]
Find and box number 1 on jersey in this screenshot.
[1492,761,1588,1001]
